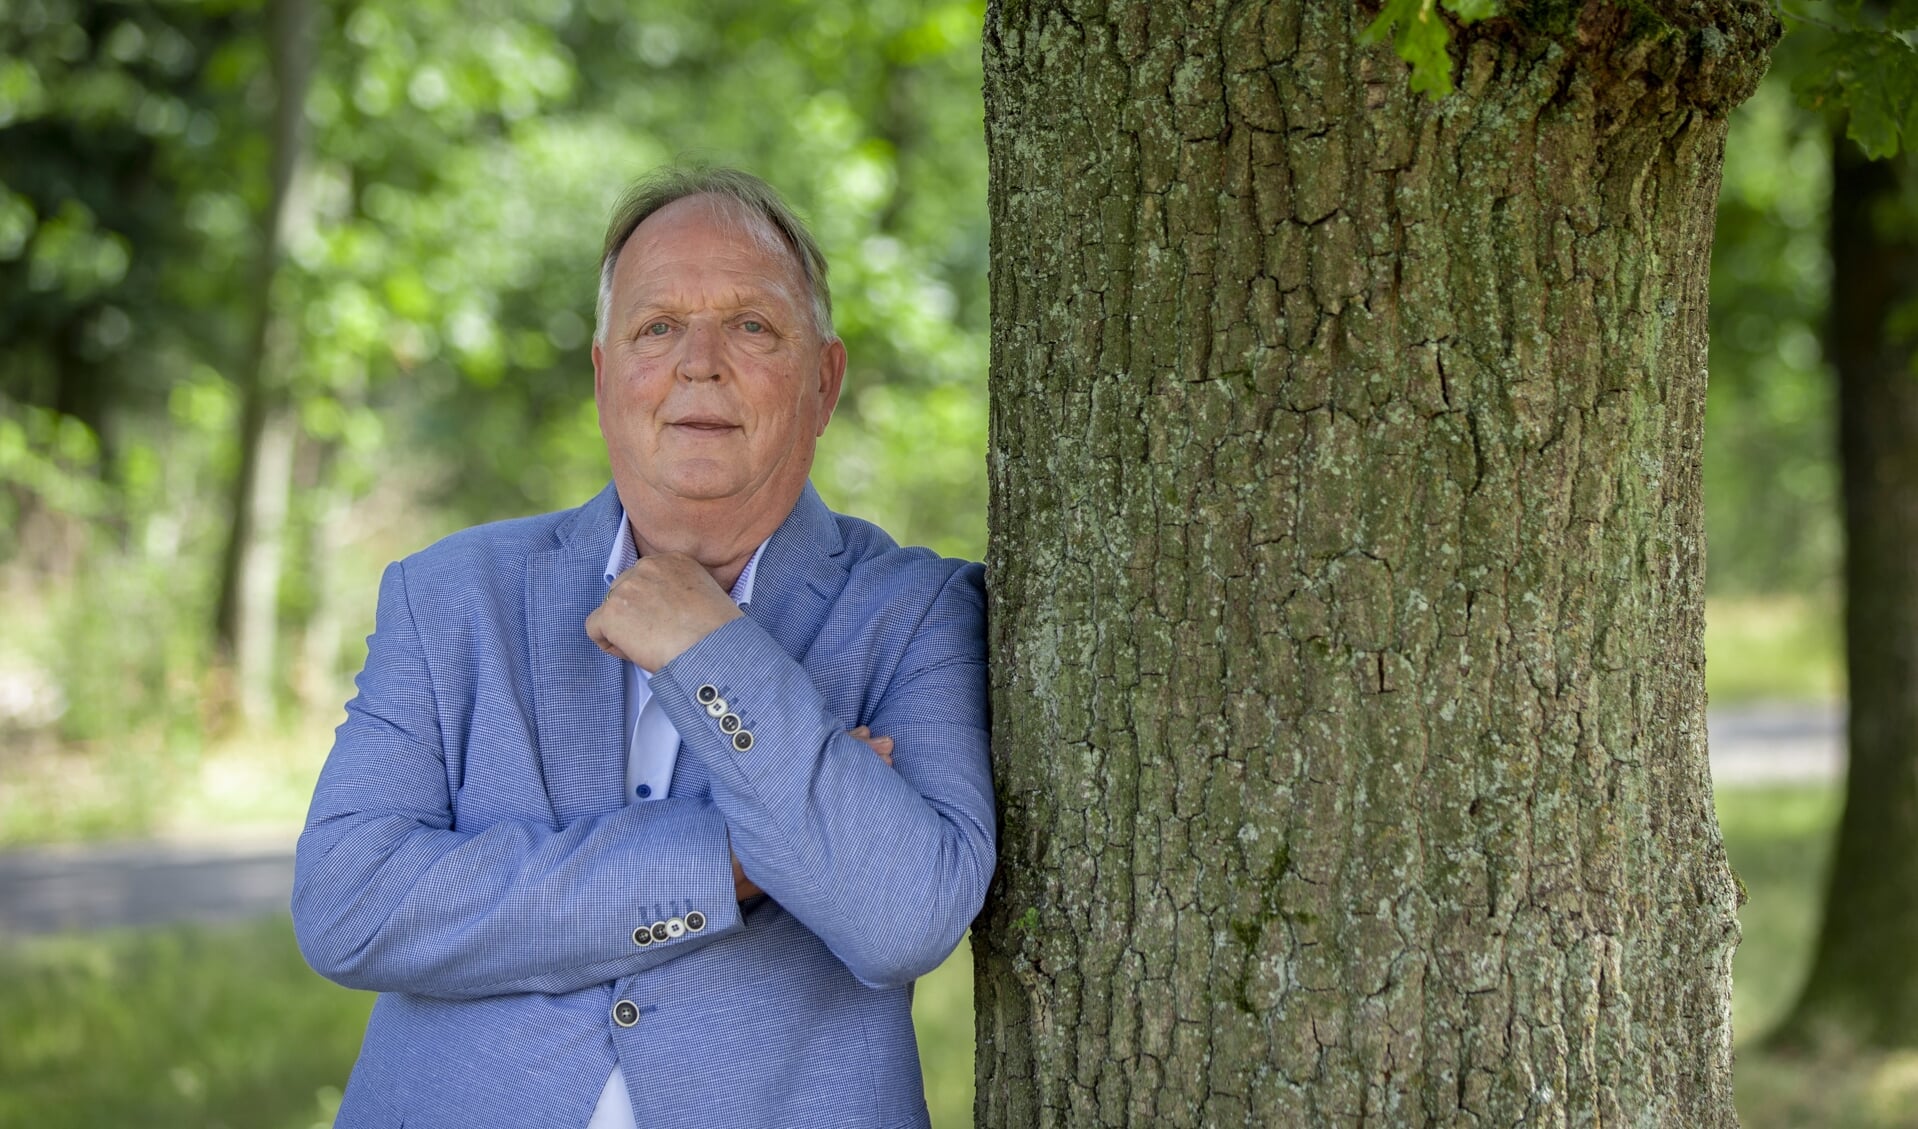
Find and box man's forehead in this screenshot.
[628,195,803,282]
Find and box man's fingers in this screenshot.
[848,727,895,766]
[583,608,628,662]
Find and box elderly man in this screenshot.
[292,167,994,1129]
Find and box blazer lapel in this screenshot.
[742,483,850,664]
[528,485,630,826]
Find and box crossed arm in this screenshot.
[291,554,993,999]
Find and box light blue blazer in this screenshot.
[292,483,994,1129]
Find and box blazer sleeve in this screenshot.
[649,562,995,989]
[291,560,744,1000]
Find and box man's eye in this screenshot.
[740,320,765,333]
[643,322,671,336]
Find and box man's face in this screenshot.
[593,195,845,528]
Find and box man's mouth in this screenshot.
[669,417,738,432]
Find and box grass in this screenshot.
[1705,594,1843,705]
[1720,784,1918,1129]
[0,916,372,1129]
[0,915,976,1128]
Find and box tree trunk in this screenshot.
[294,436,354,712]
[213,0,313,724]
[1777,137,1918,1048]
[975,3,1775,1125]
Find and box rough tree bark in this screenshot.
[1778,138,1918,1048]
[976,3,1775,1125]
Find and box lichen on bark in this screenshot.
[977,2,1775,1125]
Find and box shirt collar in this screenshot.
[603,509,766,608]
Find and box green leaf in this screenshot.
[1848,36,1918,158]
[1361,0,1457,98]
[1792,28,1918,159]
[1359,0,1499,100]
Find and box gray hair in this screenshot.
[593,166,835,344]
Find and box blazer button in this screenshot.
[696,684,719,705]
[705,698,729,718]
[612,1000,640,1028]
[685,910,706,933]
[732,730,754,752]
[632,924,653,947]
[719,713,741,734]
[666,917,686,939]
[650,921,671,944]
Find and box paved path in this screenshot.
[1707,702,1844,784]
[0,704,1846,938]
[0,832,299,937]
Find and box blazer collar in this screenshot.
[529,482,848,822]
[740,482,850,664]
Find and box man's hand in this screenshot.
[587,552,744,672]
[732,727,894,901]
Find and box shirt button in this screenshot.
[612,1000,640,1027]
[635,783,652,799]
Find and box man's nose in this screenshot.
[676,319,725,381]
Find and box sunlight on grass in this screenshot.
[0,916,370,1129]
[1719,784,1841,1041]
[914,936,976,1127]
[1716,783,1918,1129]
[1706,595,1842,704]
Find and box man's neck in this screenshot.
[618,490,793,592]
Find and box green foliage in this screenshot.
[0,0,991,739]
[1785,1,1918,158]
[1706,72,1842,598]
[1358,0,1500,98]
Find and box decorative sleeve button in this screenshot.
[632,925,653,947]
[719,713,741,734]
[685,910,706,933]
[732,731,754,752]
[705,697,729,718]
[696,684,719,705]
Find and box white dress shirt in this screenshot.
[589,512,765,1129]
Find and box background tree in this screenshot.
[975,1,1773,1124]
[1774,0,1918,1050]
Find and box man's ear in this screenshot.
[592,340,606,405]
[815,337,847,436]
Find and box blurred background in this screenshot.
[0,1,1906,1126]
